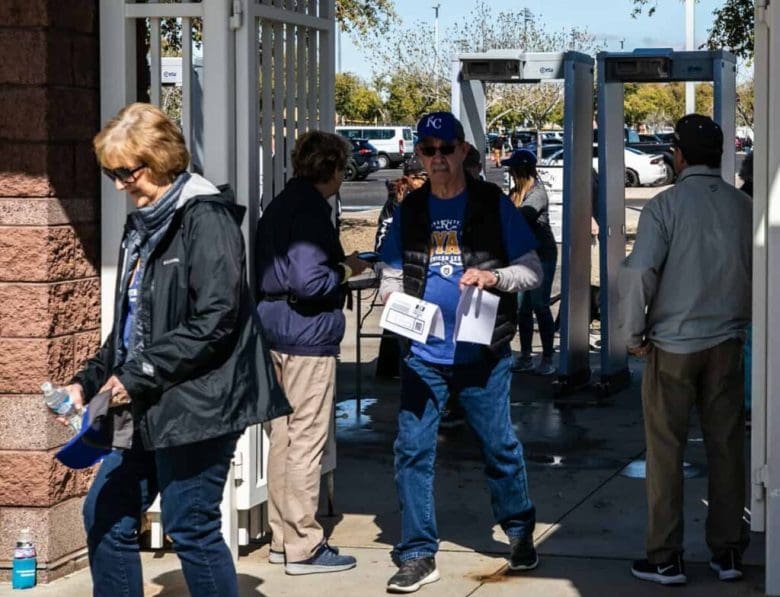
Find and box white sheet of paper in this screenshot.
[379,292,445,343]
[454,286,500,345]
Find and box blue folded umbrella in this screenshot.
[55,391,113,469]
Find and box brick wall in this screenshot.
[0,0,100,583]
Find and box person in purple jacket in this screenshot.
[255,131,369,575]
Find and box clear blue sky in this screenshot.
[339,0,728,79]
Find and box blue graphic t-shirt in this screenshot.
[380,189,538,364]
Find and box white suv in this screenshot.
[336,125,413,169]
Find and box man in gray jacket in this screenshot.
[619,114,751,586]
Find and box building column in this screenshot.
[0,0,101,583]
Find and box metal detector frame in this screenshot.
[452,50,595,394]
[595,49,737,395]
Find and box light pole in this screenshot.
[685,0,695,113]
[522,8,534,46]
[432,2,441,101]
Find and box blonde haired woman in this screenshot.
[62,102,289,596]
[503,149,558,375]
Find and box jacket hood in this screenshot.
[181,173,245,225]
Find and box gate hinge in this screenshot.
[232,451,244,481]
[230,0,243,30]
[754,464,769,488]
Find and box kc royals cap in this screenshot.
[416,111,466,144]
[55,390,114,469]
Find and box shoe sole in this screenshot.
[508,553,540,571]
[710,562,743,581]
[631,569,687,585]
[285,562,356,575]
[269,552,285,565]
[387,568,440,593]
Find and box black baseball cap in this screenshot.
[673,114,723,163]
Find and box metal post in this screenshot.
[758,1,780,591]
[554,54,594,396]
[355,289,362,415]
[712,54,737,184]
[202,0,235,188]
[99,0,137,340]
[596,54,630,394]
[685,0,695,114]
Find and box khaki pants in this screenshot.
[641,339,749,563]
[267,351,336,562]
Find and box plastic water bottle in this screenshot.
[11,528,36,589]
[41,381,81,433]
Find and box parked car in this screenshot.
[543,145,667,187]
[344,138,380,182]
[336,125,413,169]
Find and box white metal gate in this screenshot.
[752,1,780,595]
[99,0,336,559]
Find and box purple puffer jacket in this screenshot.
[254,177,348,356]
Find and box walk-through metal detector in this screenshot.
[452,51,594,394]
[596,49,736,394]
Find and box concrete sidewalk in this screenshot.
[1,299,765,596]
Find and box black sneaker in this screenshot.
[631,553,687,585]
[439,408,465,430]
[387,557,440,593]
[508,536,539,571]
[710,549,743,581]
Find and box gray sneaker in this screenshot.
[285,542,356,575]
[513,354,534,372]
[509,536,539,571]
[534,357,556,376]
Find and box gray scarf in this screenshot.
[120,172,190,362]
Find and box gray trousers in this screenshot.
[641,338,749,563]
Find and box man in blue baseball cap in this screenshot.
[379,111,543,593]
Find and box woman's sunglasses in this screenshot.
[419,144,457,157]
[102,164,146,183]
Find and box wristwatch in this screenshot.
[491,269,502,285]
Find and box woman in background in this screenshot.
[503,149,557,375]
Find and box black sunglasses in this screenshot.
[419,144,457,157]
[102,164,146,183]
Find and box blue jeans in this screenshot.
[83,432,240,597]
[518,259,557,358]
[393,353,535,561]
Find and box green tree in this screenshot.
[336,0,397,36]
[736,77,754,127]
[630,0,754,60]
[367,1,601,131]
[335,73,384,123]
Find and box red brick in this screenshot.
[0,498,90,570]
[0,198,97,226]
[0,0,49,28]
[0,88,47,141]
[48,88,99,142]
[49,279,101,335]
[0,451,95,507]
[71,35,98,88]
[72,223,99,278]
[73,142,99,198]
[48,0,97,35]
[0,30,47,86]
[47,31,76,87]
[0,394,73,451]
[0,279,101,337]
[0,337,74,394]
[0,143,76,198]
[72,330,101,373]
[0,226,74,282]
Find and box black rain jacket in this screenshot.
[73,185,291,449]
